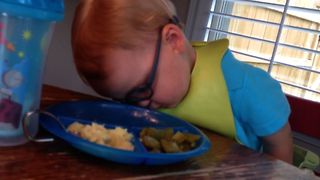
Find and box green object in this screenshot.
[160,39,236,139]
[293,145,320,171]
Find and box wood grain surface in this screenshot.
[0,85,318,180]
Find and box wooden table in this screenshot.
[0,85,318,180]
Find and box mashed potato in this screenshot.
[67,122,134,151]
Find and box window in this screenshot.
[186,0,320,102]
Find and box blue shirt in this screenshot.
[221,50,291,150]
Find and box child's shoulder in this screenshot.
[223,50,278,89]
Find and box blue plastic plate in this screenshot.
[40,100,211,165]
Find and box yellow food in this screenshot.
[67,122,134,151]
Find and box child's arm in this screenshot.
[261,122,293,164]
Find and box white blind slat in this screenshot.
[204,0,320,99]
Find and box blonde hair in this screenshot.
[72,0,180,87]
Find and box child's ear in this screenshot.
[162,24,186,53]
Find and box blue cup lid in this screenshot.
[0,0,64,21]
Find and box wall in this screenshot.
[43,0,96,95]
[43,0,191,96]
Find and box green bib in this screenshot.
[160,39,236,138]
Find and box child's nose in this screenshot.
[149,102,161,109]
[138,100,161,109]
[138,100,152,108]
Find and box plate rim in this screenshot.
[40,100,212,163]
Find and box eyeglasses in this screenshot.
[123,17,180,107]
[123,29,162,106]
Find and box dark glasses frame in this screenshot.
[123,29,162,105]
[123,16,181,106]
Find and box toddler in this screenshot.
[71,0,293,163]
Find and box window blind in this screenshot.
[202,0,320,102]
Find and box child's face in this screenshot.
[99,27,196,109]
